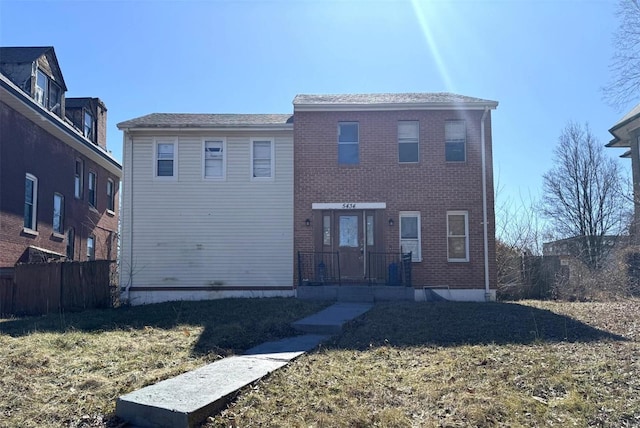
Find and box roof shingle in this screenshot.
[117,113,294,129]
[293,92,498,106]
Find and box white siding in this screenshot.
[119,130,294,304]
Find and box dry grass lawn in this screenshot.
[2,298,639,427]
[207,300,640,428]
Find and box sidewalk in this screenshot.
[116,302,373,428]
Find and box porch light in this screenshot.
[388,218,394,227]
[305,218,311,227]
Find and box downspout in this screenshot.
[124,130,134,303]
[480,107,491,301]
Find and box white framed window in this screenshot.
[87,235,95,261]
[398,121,419,163]
[84,110,94,141]
[251,138,274,180]
[106,179,115,212]
[74,159,83,199]
[53,193,64,234]
[88,172,97,208]
[447,211,469,262]
[399,211,421,262]
[338,122,359,164]
[155,139,177,178]
[24,173,38,231]
[203,139,226,179]
[35,69,60,112]
[445,120,466,162]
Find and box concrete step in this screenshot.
[338,286,374,303]
[291,302,373,334]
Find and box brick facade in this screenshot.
[0,100,119,266]
[293,108,497,290]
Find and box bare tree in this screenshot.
[542,122,629,269]
[604,0,640,109]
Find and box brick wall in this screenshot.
[293,108,496,290]
[0,100,119,267]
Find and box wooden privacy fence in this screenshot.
[0,260,115,317]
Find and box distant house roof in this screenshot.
[293,92,498,111]
[607,103,640,150]
[117,113,294,130]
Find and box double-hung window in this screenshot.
[74,159,83,199]
[251,138,274,179]
[400,212,421,262]
[398,121,419,163]
[445,120,466,162]
[447,211,469,262]
[84,111,94,141]
[338,122,359,164]
[53,193,64,235]
[24,173,38,231]
[88,172,97,208]
[106,179,115,212]
[204,139,225,179]
[87,235,95,261]
[155,140,176,178]
[35,69,61,112]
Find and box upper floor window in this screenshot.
[106,179,115,212]
[398,121,419,163]
[447,211,469,262]
[35,69,61,112]
[445,120,466,162]
[84,110,95,141]
[74,159,84,199]
[53,193,64,235]
[251,138,274,179]
[204,139,225,179]
[155,140,176,178]
[338,122,359,164]
[88,172,97,208]
[400,211,421,262]
[24,173,38,231]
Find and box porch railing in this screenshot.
[297,251,341,286]
[297,251,412,287]
[367,251,413,287]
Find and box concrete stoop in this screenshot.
[115,303,373,427]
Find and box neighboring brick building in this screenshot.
[293,93,498,301]
[0,46,122,266]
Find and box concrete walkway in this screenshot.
[116,302,373,428]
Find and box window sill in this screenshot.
[22,228,39,237]
[89,205,99,214]
[106,209,115,217]
[51,232,65,241]
[448,259,469,263]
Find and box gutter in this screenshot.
[481,106,491,301]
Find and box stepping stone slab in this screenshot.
[116,334,329,428]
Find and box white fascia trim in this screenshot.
[312,202,386,210]
[295,102,498,112]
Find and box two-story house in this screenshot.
[0,46,121,266]
[293,93,498,301]
[116,114,295,305]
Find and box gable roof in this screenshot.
[607,103,640,148]
[0,46,52,64]
[117,113,294,130]
[293,92,498,111]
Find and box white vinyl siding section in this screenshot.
[120,132,294,298]
[399,211,421,262]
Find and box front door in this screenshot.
[337,212,363,279]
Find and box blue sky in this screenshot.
[0,0,633,209]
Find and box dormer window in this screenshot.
[35,69,61,113]
[84,110,94,141]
